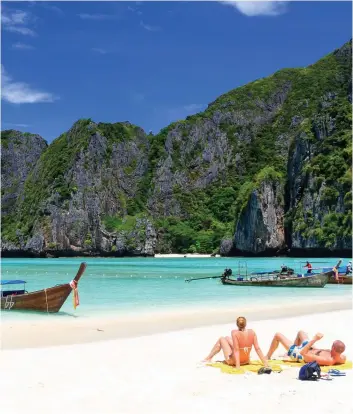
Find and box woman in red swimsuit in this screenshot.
[203,316,269,369]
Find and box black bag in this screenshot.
[298,362,321,381]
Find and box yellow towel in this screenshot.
[208,359,352,374]
[276,359,352,372]
[208,360,283,374]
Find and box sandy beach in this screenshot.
[0,298,351,350]
[1,302,352,414]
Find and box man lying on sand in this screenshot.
[203,316,269,369]
[266,330,346,366]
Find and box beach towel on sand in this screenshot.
[208,359,352,375]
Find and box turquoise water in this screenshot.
[1,257,351,321]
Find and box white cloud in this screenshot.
[3,122,31,128]
[12,42,35,50]
[5,26,36,36]
[128,5,143,16]
[92,48,108,55]
[1,9,36,36]
[28,2,64,15]
[78,13,118,20]
[140,21,161,32]
[42,4,64,15]
[220,1,288,16]
[1,65,57,104]
[2,10,27,25]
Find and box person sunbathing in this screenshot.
[266,330,346,366]
[203,316,269,369]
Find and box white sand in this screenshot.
[1,298,351,349]
[0,308,352,414]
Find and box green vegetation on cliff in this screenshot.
[145,41,352,252]
[1,40,352,255]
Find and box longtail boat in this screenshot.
[322,265,352,285]
[327,273,352,285]
[220,270,331,288]
[0,262,87,313]
[185,260,341,287]
[220,261,342,288]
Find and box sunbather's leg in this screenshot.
[220,336,233,361]
[225,336,233,347]
[266,332,292,359]
[293,330,309,346]
[203,337,224,361]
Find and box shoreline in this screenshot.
[1,298,351,350]
[154,253,221,258]
[2,252,352,259]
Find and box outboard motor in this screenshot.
[223,268,232,277]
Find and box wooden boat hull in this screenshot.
[221,271,331,287]
[327,274,352,285]
[1,283,73,313]
[1,262,86,313]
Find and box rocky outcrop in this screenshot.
[234,180,285,255]
[1,130,47,215]
[1,121,157,257]
[220,239,235,256]
[148,84,292,218]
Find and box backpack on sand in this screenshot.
[298,362,321,381]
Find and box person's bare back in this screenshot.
[203,316,269,369]
[228,329,255,365]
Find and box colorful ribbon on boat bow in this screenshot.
[69,280,80,309]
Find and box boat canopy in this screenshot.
[1,280,26,285]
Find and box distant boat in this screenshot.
[220,261,341,288]
[0,262,87,313]
[328,274,352,285]
[185,262,338,287]
[327,268,352,285]
[308,264,352,285]
[221,270,331,288]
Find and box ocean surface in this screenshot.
[1,257,351,321]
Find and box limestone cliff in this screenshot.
[2,121,156,257]
[234,179,285,255]
[1,40,351,257]
[1,130,47,216]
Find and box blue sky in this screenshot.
[1,1,352,142]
